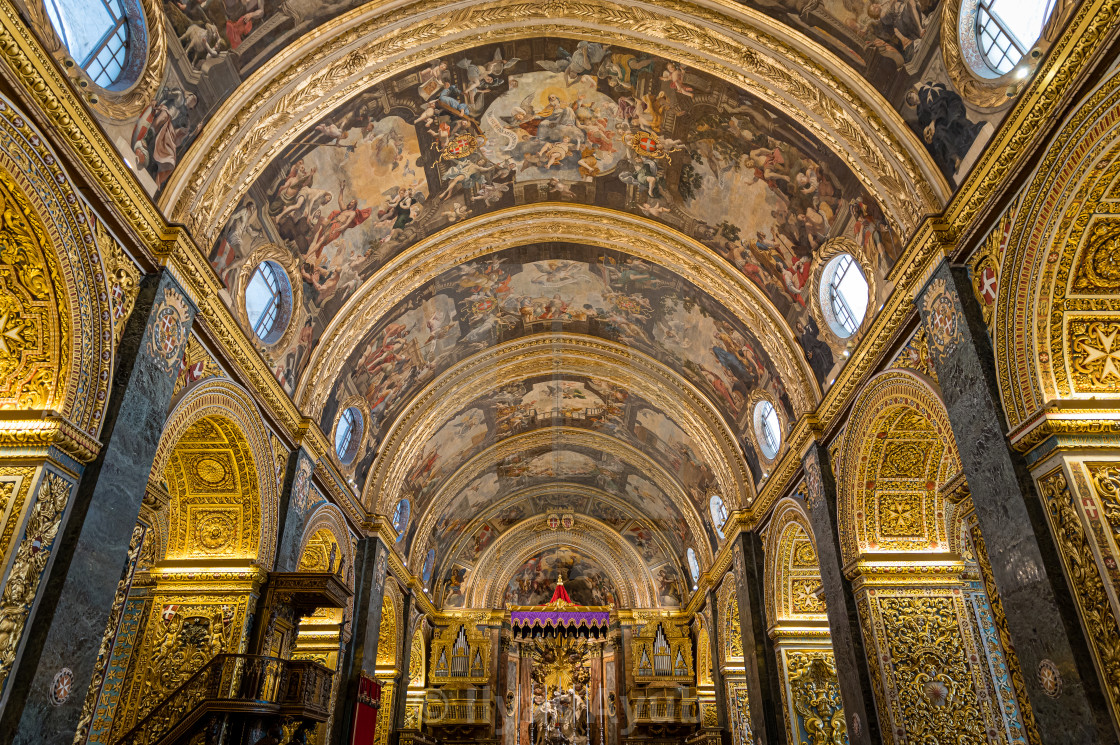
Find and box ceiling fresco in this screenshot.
[403,437,710,558]
[427,486,690,609]
[321,244,793,478]
[204,39,898,395]
[382,375,718,528]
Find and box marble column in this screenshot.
[703,592,732,745]
[915,260,1114,744]
[387,593,418,745]
[730,531,786,745]
[0,272,195,745]
[331,537,392,745]
[801,442,881,745]
[272,449,320,573]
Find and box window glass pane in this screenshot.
[246,261,287,341]
[335,408,361,462]
[988,0,1052,50]
[45,0,115,63]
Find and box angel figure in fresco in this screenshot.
[376,185,425,245]
[131,86,198,188]
[304,183,371,258]
[660,62,695,97]
[536,41,612,85]
[457,49,520,110]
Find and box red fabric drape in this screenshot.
[351,676,381,744]
[549,582,573,604]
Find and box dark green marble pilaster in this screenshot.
[916,260,1115,744]
[3,272,195,745]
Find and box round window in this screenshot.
[709,495,728,537]
[754,401,782,460]
[972,0,1052,74]
[334,407,363,465]
[245,260,293,344]
[44,0,143,89]
[819,253,869,338]
[687,548,700,584]
[393,498,411,541]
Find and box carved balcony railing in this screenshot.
[114,654,333,745]
[629,696,699,725]
[423,696,492,725]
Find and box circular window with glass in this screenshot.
[686,548,700,585]
[245,260,293,345]
[753,400,782,460]
[393,498,411,541]
[819,253,869,339]
[44,0,145,89]
[709,495,728,537]
[334,407,363,465]
[972,0,1053,74]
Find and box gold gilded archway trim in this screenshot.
[407,426,714,569]
[299,503,355,584]
[151,379,281,568]
[762,498,827,631]
[367,333,748,520]
[995,73,1120,432]
[436,482,685,581]
[836,370,963,569]
[161,0,946,246]
[300,205,818,419]
[465,518,659,608]
[0,93,112,436]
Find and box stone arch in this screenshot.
[162,0,947,246]
[696,616,713,686]
[718,575,743,665]
[466,520,658,609]
[0,94,113,437]
[152,379,280,567]
[835,371,1030,743]
[836,370,964,568]
[994,72,1120,431]
[762,498,827,628]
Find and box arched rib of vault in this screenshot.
[161,0,947,249]
[366,333,749,520]
[407,426,715,569]
[465,518,659,609]
[301,205,818,418]
[434,482,686,584]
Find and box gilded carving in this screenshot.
[173,336,225,398]
[1073,218,1120,292]
[0,165,66,413]
[874,595,986,742]
[0,472,71,693]
[138,604,234,716]
[1070,320,1120,391]
[785,651,846,745]
[145,286,191,373]
[1038,468,1120,723]
[969,522,1041,745]
[921,277,964,362]
[94,216,140,349]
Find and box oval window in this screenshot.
[245,260,292,344]
[687,548,700,584]
[754,401,782,460]
[974,0,1052,74]
[709,495,728,538]
[820,254,868,338]
[44,0,141,89]
[334,407,363,465]
[422,548,436,586]
[393,498,411,541]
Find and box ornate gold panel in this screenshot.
[0,164,67,414]
[429,620,490,684]
[777,648,846,745]
[632,620,693,682]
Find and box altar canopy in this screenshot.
[510,577,611,639]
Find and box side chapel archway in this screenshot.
[837,370,1030,744]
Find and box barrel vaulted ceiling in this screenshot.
[24,0,1022,608]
